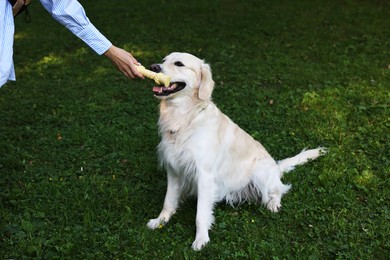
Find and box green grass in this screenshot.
[1,0,389,258]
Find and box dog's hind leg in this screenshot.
[252,159,291,212]
[265,181,291,212]
[192,171,216,250]
[147,168,181,229]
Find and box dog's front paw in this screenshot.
[191,235,210,251]
[147,218,164,229]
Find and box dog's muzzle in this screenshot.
[152,82,186,96]
[150,64,186,96]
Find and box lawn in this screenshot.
[1,0,389,258]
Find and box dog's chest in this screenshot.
[159,126,199,170]
[166,129,179,141]
[157,104,216,173]
[161,127,192,151]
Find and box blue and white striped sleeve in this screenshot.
[0,0,16,87]
[39,0,112,55]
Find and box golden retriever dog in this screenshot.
[146,52,325,250]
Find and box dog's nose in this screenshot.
[150,64,162,73]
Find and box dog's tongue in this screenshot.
[153,86,164,94]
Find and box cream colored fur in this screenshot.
[146,52,326,250]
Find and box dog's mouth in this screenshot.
[153,82,186,96]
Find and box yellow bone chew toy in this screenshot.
[137,65,171,87]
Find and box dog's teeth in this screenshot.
[166,83,176,91]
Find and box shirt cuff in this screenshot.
[75,23,112,55]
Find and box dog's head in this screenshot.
[150,52,214,101]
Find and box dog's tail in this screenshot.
[277,147,326,174]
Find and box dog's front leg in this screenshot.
[192,173,216,251]
[147,169,181,229]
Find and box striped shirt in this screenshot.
[0,0,15,87]
[0,0,112,87]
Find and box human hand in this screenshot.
[104,45,144,79]
[12,0,28,16]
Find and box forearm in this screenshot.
[39,0,111,55]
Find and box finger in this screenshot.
[129,63,144,79]
[119,64,135,79]
[132,58,141,66]
[12,0,25,16]
[125,68,135,79]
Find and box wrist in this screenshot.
[103,45,115,58]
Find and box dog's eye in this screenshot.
[174,61,185,67]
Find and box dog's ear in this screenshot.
[198,62,215,100]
